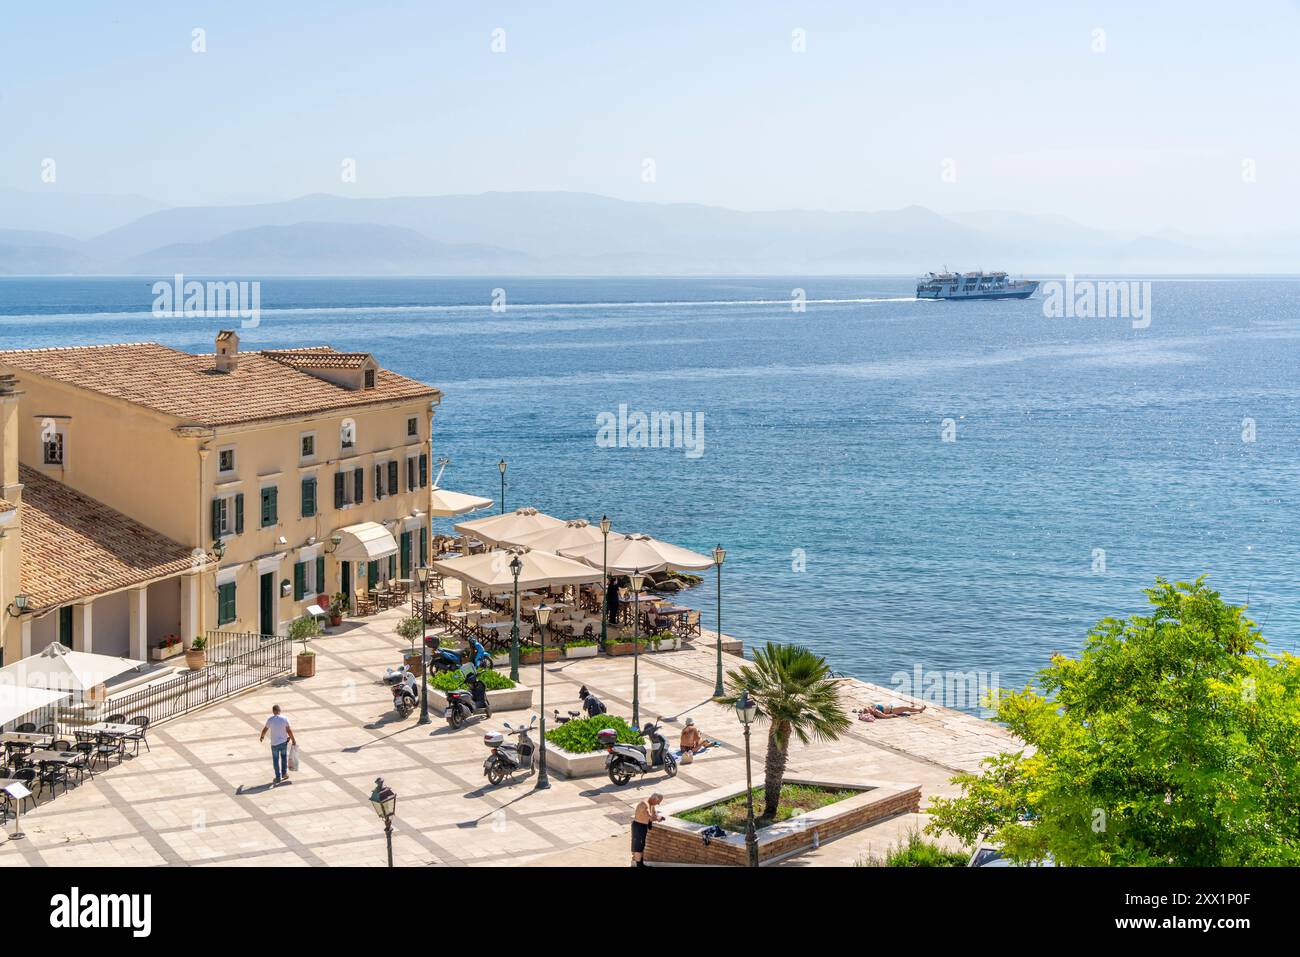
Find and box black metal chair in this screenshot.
[1,767,37,818]
[37,723,56,735]
[37,759,70,798]
[104,714,126,724]
[51,739,71,752]
[14,723,35,734]
[71,736,96,782]
[124,716,150,755]
[93,733,123,770]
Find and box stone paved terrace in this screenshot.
[0,609,1022,867]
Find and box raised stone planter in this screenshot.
[521,647,561,665]
[426,681,533,713]
[564,644,598,659]
[149,642,185,662]
[540,742,610,778]
[645,778,921,866]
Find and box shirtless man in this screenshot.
[631,792,664,866]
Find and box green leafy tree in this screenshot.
[928,577,1300,866]
[721,642,851,819]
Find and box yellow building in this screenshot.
[0,333,440,663]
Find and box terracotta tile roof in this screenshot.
[0,343,440,429]
[0,499,14,514]
[264,349,374,370]
[17,465,195,610]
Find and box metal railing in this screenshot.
[78,630,292,729]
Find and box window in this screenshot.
[301,476,317,518]
[260,485,278,527]
[211,493,244,537]
[58,606,74,647]
[406,416,418,437]
[340,420,355,450]
[300,433,316,459]
[406,455,417,492]
[217,582,237,626]
[218,447,235,473]
[376,460,399,498]
[294,556,327,600]
[334,467,365,508]
[364,369,376,389]
[43,430,64,466]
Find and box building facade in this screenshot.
[0,333,440,663]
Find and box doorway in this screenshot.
[259,571,275,636]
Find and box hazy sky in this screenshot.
[3,1,1296,235]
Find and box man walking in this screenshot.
[259,704,296,784]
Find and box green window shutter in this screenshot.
[400,531,411,578]
[211,498,222,539]
[234,493,245,534]
[419,453,428,488]
[375,463,384,499]
[58,606,74,647]
[315,556,325,594]
[387,460,399,495]
[407,457,416,491]
[294,562,306,601]
[367,561,378,589]
[419,526,428,567]
[302,477,316,518]
[218,582,236,625]
[334,472,345,508]
[354,468,364,503]
[261,486,278,527]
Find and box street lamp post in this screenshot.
[735,692,759,867]
[416,565,431,725]
[713,544,726,698]
[498,459,507,514]
[368,777,397,867]
[629,569,645,727]
[509,555,522,682]
[599,515,611,651]
[534,603,552,790]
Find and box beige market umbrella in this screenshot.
[0,642,146,695]
[0,684,71,726]
[453,507,564,547]
[501,518,627,552]
[432,545,603,592]
[560,533,715,574]
[428,487,494,517]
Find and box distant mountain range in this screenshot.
[0,189,1293,275]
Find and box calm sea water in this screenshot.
[2,276,1298,706]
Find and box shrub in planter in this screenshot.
[564,639,598,659]
[545,715,643,753]
[151,635,184,661]
[606,637,651,657]
[394,614,426,673]
[428,669,516,692]
[290,616,322,677]
[521,644,561,665]
[185,636,207,670]
[648,631,677,651]
[329,592,347,625]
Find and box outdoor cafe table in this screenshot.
[26,750,78,765]
[86,722,136,737]
[0,732,53,748]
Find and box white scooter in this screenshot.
[391,671,420,718]
[482,717,538,786]
[600,719,677,786]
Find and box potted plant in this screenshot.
[650,630,679,652]
[150,634,185,662]
[605,636,636,657]
[564,638,599,659]
[520,643,562,665]
[395,614,425,674]
[185,636,207,670]
[289,616,322,677]
[329,592,346,626]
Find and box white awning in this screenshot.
[428,487,494,517]
[0,684,71,726]
[333,522,400,562]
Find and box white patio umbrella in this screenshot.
[428,487,494,517]
[432,545,603,592]
[453,507,565,547]
[0,685,71,726]
[0,642,146,696]
[501,518,627,552]
[560,532,715,574]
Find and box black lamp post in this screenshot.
[629,569,644,727]
[498,459,507,514]
[713,544,726,698]
[735,691,759,867]
[508,554,522,682]
[599,515,611,650]
[534,603,552,790]
[416,565,432,725]
[368,777,397,867]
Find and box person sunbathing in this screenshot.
[855,701,927,721]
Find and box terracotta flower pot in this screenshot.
[296,653,316,678]
[403,651,424,675]
[521,647,561,665]
[606,642,635,657]
[185,649,206,670]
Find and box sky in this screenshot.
[1,1,1297,236]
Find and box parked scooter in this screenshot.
[383,663,413,686]
[601,719,677,786]
[445,669,493,729]
[391,671,420,718]
[426,635,494,673]
[482,716,538,786]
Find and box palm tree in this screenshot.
[720,642,851,819]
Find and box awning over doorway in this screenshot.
[332,522,400,563]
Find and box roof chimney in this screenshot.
[215,330,239,373]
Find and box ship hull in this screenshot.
[916,281,1039,301]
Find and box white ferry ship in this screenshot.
[916,270,1039,300]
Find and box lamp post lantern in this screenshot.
[508,554,522,682]
[416,564,432,725]
[734,691,759,867]
[498,459,507,514]
[368,777,397,867]
[713,544,726,698]
[534,603,553,790]
[629,569,645,727]
[599,515,611,650]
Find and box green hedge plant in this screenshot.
[544,715,642,753]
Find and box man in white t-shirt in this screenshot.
[258,704,297,784]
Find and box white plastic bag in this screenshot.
[287,743,300,772]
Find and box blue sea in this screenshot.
[2,276,1298,706]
